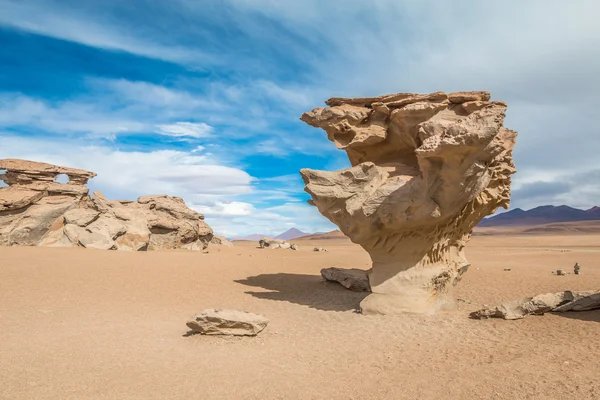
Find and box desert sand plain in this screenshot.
[1,231,599,400]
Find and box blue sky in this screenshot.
[1,0,599,236]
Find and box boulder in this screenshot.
[471,290,600,319]
[300,91,517,314]
[210,235,234,247]
[186,309,269,336]
[321,267,370,292]
[313,247,327,252]
[0,158,214,251]
[258,238,291,249]
[290,243,299,251]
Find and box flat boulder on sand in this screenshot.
[186,309,269,336]
[471,290,600,320]
[321,267,371,292]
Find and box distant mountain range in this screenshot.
[232,228,316,241]
[231,206,600,239]
[478,205,600,227]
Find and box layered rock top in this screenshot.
[300,91,517,314]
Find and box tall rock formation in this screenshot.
[0,159,213,250]
[300,91,517,314]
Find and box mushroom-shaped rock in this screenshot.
[186,309,269,336]
[300,91,517,314]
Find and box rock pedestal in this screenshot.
[299,91,517,314]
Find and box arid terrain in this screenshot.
[1,233,599,400]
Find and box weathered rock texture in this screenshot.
[300,91,517,314]
[321,267,370,292]
[471,290,600,320]
[186,309,269,336]
[0,159,213,250]
[258,238,291,249]
[210,235,234,247]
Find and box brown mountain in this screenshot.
[478,205,600,227]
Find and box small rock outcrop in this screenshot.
[300,91,517,315]
[0,159,213,250]
[186,309,269,336]
[471,290,600,320]
[258,238,291,249]
[313,247,327,252]
[210,235,234,247]
[321,267,370,292]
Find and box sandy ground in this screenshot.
[1,235,599,400]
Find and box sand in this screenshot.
[1,235,599,400]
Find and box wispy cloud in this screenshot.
[155,122,213,139]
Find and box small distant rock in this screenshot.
[321,267,370,292]
[313,247,327,252]
[555,269,566,276]
[290,243,299,251]
[186,309,269,336]
[503,268,511,271]
[258,238,291,249]
[574,262,581,275]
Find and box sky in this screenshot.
[1,0,599,237]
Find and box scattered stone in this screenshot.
[556,269,566,276]
[258,238,291,249]
[313,247,327,252]
[186,309,269,336]
[0,159,213,251]
[471,290,600,319]
[503,268,511,271]
[290,243,299,251]
[300,91,517,314]
[321,267,370,292]
[574,262,581,275]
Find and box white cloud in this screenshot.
[0,1,211,65]
[155,122,213,139]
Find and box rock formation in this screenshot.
[471,290,600,320]
[186,309,269,336]
[300,91,517,314]
[321,267,370,292]
[210,235,234,247]
[258,238,291,249]
[0,159,213,250]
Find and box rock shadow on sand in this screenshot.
[235,273,368,312]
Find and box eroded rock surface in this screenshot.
[258,238,291,249]
[321,267,370,292]
[300,91,517,314]
[0,159,213,251]
[210,235,234,247]
[471,290,600,319]
[186,309,269,336]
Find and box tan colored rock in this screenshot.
[471,290,600,319]
[258,238,291,249]
[313,247,327,252]
[0,158,213,251]
[186,309,269,336]
[210,235,233,247]
[321,267,370,292]
[300,91,517,314]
